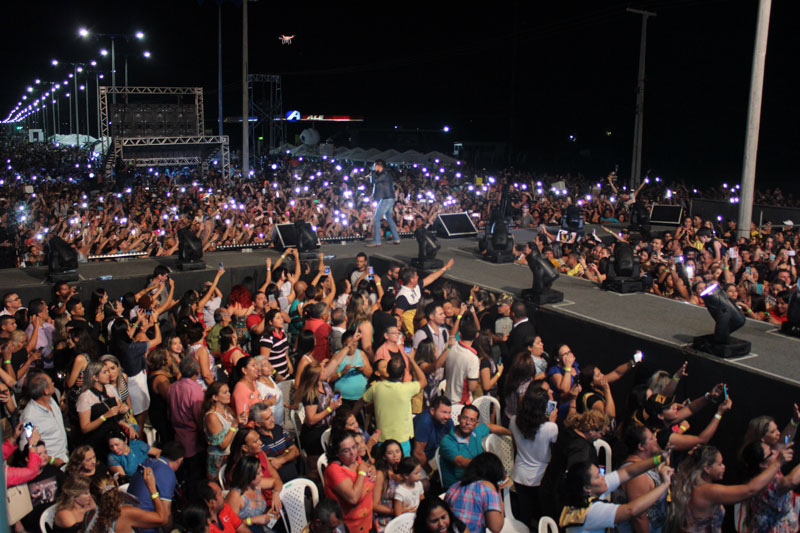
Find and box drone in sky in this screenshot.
[279,35,295,45]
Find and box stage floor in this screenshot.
[3,229,798,386]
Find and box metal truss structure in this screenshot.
[248,74,285,158]
[100,86,230,179]
[118,135,230,178]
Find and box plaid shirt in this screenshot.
[444,480,502,533]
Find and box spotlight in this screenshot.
[480,216,515,263]
[411,227,443,270]
[692,283,751,357]
[520,248,563,304]
[47,236,79,282]
[561,204,584,233]
[629,201,651,239]
[177,228,205,270]
[602,242,642,293]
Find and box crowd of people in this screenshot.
[0,137,798,533]
[0,241,798,532]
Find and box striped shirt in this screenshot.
[259,329,291,378]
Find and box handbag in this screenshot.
[6,471,33,524]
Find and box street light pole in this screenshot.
[111,37,117,104]
[73,67,80,146]
[737,0,772,238]
[242,0,249,177]
[627,8,656,190]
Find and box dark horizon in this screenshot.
[2,0,798,191]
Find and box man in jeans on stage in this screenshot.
[366,159,400,247]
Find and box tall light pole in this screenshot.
[242,0,249,177]
[737,0,772,238]
[80,28,145,104]
[218,3,224,137]
[627,8,656,189]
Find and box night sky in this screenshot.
[3,0,798,190]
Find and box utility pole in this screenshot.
[627,8,656,189]
[218,3,224,137]
[241,0,249,178]
[738,0,772,238]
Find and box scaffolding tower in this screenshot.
[248,74,285,160]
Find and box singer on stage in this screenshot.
[366,159,400,247]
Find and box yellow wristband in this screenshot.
[100,415,107,422]
[229,427,237,433]
[357,471,367,477]
[457,314,462,320]
[714,413,722,420]
[326,406,332,413]
[2,360,9,364]
[653,455,663,466]
[150,492,159,500]
[246,518,252,526]
[791,420,799,427]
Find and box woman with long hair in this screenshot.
[146,347,176,443]
[203,381,237,480]
[231,356,262,425]
[669,445,790,533]
[372,439,404,532]
[738,406,800,461]
[107,429,159,478]
[224,455,278,532]
[109,310,161,429]
[559,455,673,533]
[444,453,507,533]
[223,428,283,511]
[294,361,342,470]
[86,470,168,532]
[76,362,134,453]
[345,293,375,360]
[184,321,215,388]
[413,496,465,533]
[292,329,317,392]
[53,475,95,533]
[161,334,183,372]
[229,284,254,347]
[577,364,617,419]
[220,325,248,376]
[502,351,537,422]
[100,354,137,431]
[324,429,377,533]
[509,381,558,527]
[475,332,502,400]
[740,439,800,532]
[64,327,98,436]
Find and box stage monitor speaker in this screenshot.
[274,223,321,251]
[47,237,78,282]
[434,212,478,238]
[177,228,205,270]
[649,204,684,225]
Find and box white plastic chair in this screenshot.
[118,483,129,493]
[218,463,227,490]
[593,438,612,500]
[498,485,529,532]
[537,516,558,533]
[473,395,501,426]
[291,408,307,459]
[433,448,444,487]
[142,424,157,446]
[450,403,464,425]
[484,434,515,479]
[436,379,447,397]
[39,503,56,533]
[321,427,331,452]
[278,379,295,428]
[317,453,329,488]
[280,477,319,533]
[384,512,415,533]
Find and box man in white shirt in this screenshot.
[0,291,24,317]
[444,320,480,405]
[20,372,68,464]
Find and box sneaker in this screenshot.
[392,240,401,245]
[365,242,382,248]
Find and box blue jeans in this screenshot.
[372,198,399,244]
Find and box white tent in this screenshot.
[385,149,426,164]
[366,148,400,162]
[423,151,459,165]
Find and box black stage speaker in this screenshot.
[433,212,478,238]
[178,228,205,270]
[274,223,321,252]
[47,237,78,282]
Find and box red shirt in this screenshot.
[246,313,264,331]
[256,451,274,501]
[209,504,241,533]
